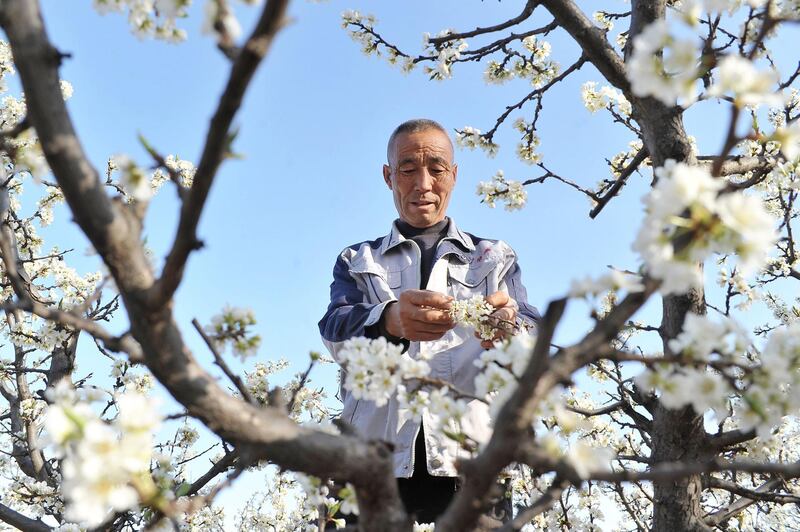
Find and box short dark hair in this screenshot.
[386,119,453,165]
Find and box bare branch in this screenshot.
[589,148,648,219]
[150,0,291,308]
[191,317,256,405]
[428,1,538,46]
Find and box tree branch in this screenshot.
[538,0,630,92]
[0,502,50,532]
[428,0,539,46]
[150,0,290,309]
[704,477,796,526]
[589,148,648,219]
[497,476,569,531]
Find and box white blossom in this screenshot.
[112,154,151,202]
[476,170,527,211]
[627,20,701,106]
[708,55,782,107]
[449,294,495,340]
[633,160,776,294]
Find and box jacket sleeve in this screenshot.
[318,253,398,363]
[500,256,541,334]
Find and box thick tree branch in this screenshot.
[710,428,756,450]
[538,0,630,92]
[0,502,50,532]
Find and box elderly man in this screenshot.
[319,119,539,525]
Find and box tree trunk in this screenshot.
[651,290,712,532]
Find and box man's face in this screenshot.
[383,129,458,228]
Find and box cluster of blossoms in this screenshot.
[518,36,558,88]
[737,321,800,437]
[633,159,776,295]
[581,81,632,116]
[205,305,262,360]
[513,117,543,165]
[337,336,429,406]
[627,19,702,105]
[449,294,496,340]
[717,264,759,310]
[340,10,414,72]
[592,11,615,31]
[482,35,557,88]
[455,126,499,157]
[244,359,290,403]
[422,30,469,81]
[110,154,150,202]
[44,382,163,527]
[474,333,535,413]
[93,0,190,42]
[111,358,156,393]
[635,315,800,438]
[1,61,72,181]
[341,10,379,56]
[110,153,196,202]
[627,2,792,108]
[292,473,358,529]
[707,55,782,108]
[475,170,527,211]
[150,154,196,191]
[483,59,515,85]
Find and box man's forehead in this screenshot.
[393,130,453,160]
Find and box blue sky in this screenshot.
[35,0,665,374]
[10,0,797,523]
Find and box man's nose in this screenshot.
[414,169,434,192]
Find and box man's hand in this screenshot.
[478,291,518,349]
[384,290,455,341]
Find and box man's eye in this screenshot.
[399,168,416,175]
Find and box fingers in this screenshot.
[485,291,510,309]
[404,289,453,310]
[409,306,452,325]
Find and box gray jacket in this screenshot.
[319,219,539,477]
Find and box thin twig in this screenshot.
[191,318,256,405]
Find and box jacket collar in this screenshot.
[380,217,475,255]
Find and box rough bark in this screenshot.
[628,2,709,530]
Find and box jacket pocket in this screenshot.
[448,261,494,298]
[349,263,405,303]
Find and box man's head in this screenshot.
[383,119,458,228]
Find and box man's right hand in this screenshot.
[384,290,455,341]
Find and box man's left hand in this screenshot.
[477,291,518,349]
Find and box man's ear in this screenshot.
[452,163,458,183]
[383,164,393,189]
